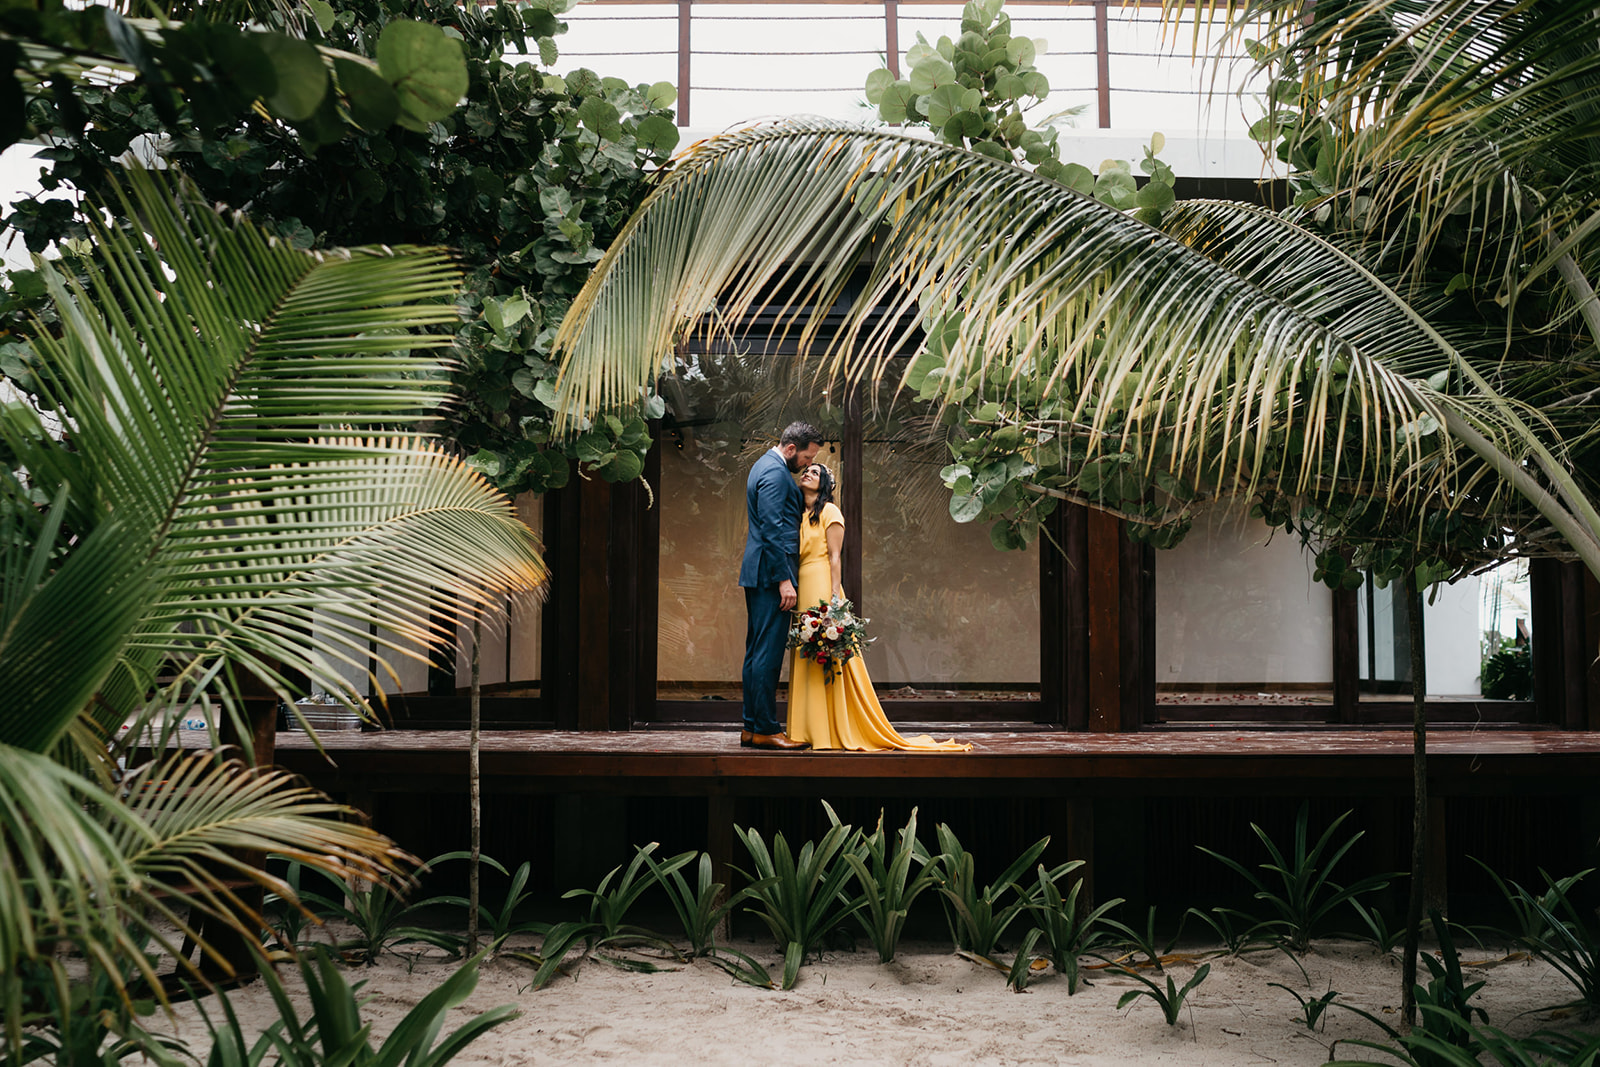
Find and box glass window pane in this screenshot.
[1156,511,1334,704]
[1359,559,1533,700]
[655,347,836,696]
[658,430,796,691]
[382,493,543,696]
[858,444,1040,691]
[1106,7,1263,136]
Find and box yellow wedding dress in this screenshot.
[786,502,971,752]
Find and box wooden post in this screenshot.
[1064,798,1095,915]
[1333,587,1360,723]
[884,0,900,79]
[842,386,864,611]
[576,475,613,730]
[1086,508,1121,731]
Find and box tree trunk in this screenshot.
[468,617,482,953]
[1400,575,1427,1027]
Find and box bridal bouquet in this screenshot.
[789,597,869,683]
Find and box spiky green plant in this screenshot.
[841,807,941,964]
[735,809,865,990]
[1198,804,1392,954]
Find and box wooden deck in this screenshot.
[267,727,1600,799]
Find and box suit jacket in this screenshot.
[739,447,802,589]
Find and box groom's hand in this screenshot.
[778,579,797,611]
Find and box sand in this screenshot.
[152,935,1592,1066]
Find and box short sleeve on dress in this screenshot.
[822,502,844,530]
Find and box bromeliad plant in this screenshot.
[1480,866,1600,1016]
[261,947,518,1067]
[521,843,692,991]
[1114,963,1212,1027]
[841,808,942,964]
[1014,863,1122,994]
[735,808,866,990]
[297,853,473,965]
[1198,804,1393,954]
[1103,905,1186,974]
[931,826,1075,963]
[643,849,774,988]
[1270,982,1342,1032]
[1185,905,1282,958]
[440,854,551,956]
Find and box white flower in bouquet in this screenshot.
[824,626,841,641]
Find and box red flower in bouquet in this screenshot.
[788,598,870,683]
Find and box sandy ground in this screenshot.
[153,936,1593,1066]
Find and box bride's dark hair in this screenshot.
[806,463,836,525]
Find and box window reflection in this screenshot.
[859,442,1041,691]
[1357,559,1532,700]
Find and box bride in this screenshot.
[785,462,970,752]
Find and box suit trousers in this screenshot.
[742,584,789,735]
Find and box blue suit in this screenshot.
[740,447,802,735]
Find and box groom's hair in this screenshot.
[779,421,824,448]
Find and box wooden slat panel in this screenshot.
[1587,568,1600,731]
[1063,502,1089,730]
[543,484,581,729]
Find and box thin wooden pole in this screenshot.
[468,616,482,953]
[1401,578,1426,1027]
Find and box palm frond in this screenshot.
[0,743,411,1051]
[0,167,543,755]
[554,127,1456,506]
[1170,0,1600,291]
[551,121,1600,577]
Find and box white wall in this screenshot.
[1156,511,1333,686]
[1423,575,1483,696]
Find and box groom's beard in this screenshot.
[786,454,802,472]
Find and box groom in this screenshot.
[738,421,824,750]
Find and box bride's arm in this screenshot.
[826,520,845,601]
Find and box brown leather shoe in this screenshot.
[750,731,809,751]
[739,730,754,747]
